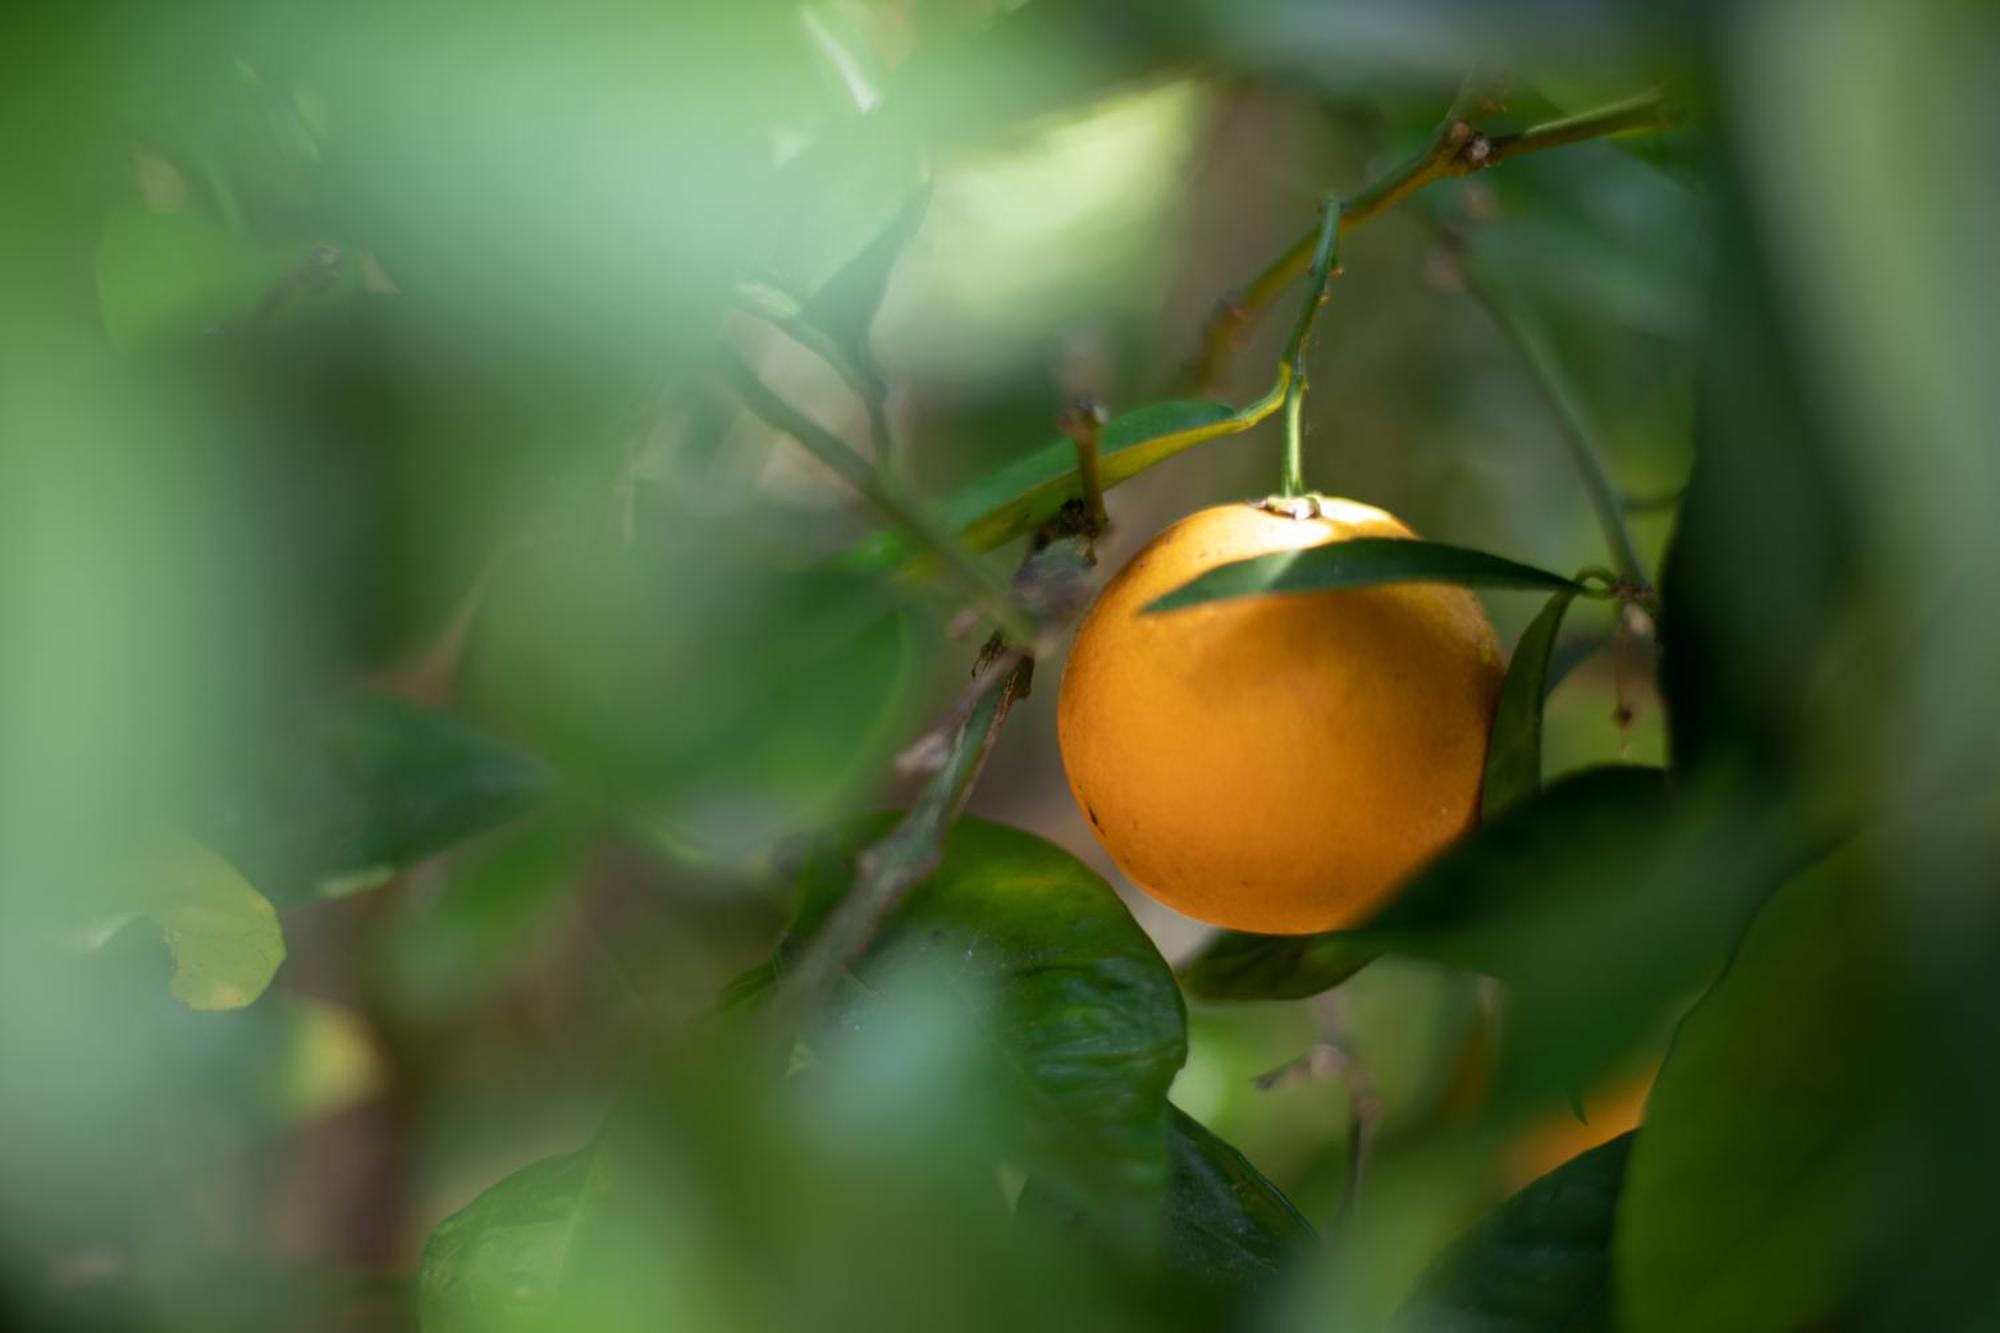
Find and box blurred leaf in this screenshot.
[942,399,1236,551]
[383,816,585,1015]
[468,508,936,855]
[1615,851,1896,1333]
[420,1148,599,1333]
[784,817,1188,1233]
[801,179,931,375]
[1144,538,1580,614]
[199,692,549,905]
[136,836,285,1011]
[94,206,317,351]
[1483,589,1578,820]
[1186,768,1788,1108]
[1179,930,1375,1003]
[1402,1133,1631,1332]
[1657,181,1857,788]
[1355,765,1788,1108]
[1163,1105,1315,1311]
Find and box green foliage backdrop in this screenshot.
[2,1,1995,1330]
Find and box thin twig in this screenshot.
[716,349,1037,642]
[1190,88,1685,391]
[1455,265,1651,585]
[1058,396,1110,536]
[764,653,1031,1028]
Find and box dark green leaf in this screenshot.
[1144,539,1581,614]
[420,1148,600,1333]
[1163,1105,1315,1303]
[1178,930,1376,1003]
[1615,851,1896,1333]
[1403,1133,1631,1333]
[1354,766,1789,1108]
[1482,589,1579,820]
[1016,1105,1312,1331]
[197,693,549,905]
[1180,768,1790,1107]
[783,817,1188,1233]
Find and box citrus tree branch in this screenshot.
[716,349,1038,642]
[764,651,1030,1029]
[1191,89,1685,391]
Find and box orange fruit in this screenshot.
[1056,500,1504,934]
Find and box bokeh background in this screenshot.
[3,1,1994,1330]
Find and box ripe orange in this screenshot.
[1056,500,1504,934]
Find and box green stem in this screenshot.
[1459,268,1650,586]
[717,350,1038,642]
[1278,198,1344,497]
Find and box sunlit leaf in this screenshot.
[1615,851,1896,1333]
[1403,1133,1631,1332]
[1145,539,1580,614]
[942,399,1238,550]
[1482,588,1579,820]
[139,836,286,1011]
[784,817,1187,1234]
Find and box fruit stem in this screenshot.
[1278,196,1344,498]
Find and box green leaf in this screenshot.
[382,816,585,1014]
[1178,929,1375,1003]
[783,817,1188,1231]
[1403,1133,1631,1333]
[1187,768,1790,1104]
[199,693,550,905]
[95,206,327,351]
[420,1148,601,1333]
[1163,1105,1315,1306]
[1144,539,1581,614]
[140,837,286,1011]
[1354,766,1787,1108]
[1015,1105,1312,1329]
[1614,852,1894,1333]
[939,400,1238,551]
[1483,589,1580,820]
[467,514,936,857]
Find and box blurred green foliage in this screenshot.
[2,0,1996,1330]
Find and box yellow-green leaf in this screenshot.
[143,837,286,1011]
